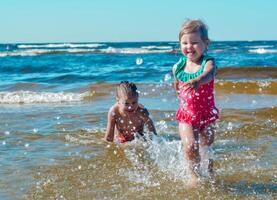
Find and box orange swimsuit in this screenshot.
[115,133,135,143]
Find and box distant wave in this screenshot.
[0,47,173,57]
[248,48,277,54]
[99,47,172,54]
[17,43,105,49]
[247,45,274,49]
[141,45,173,50]
[0,91,84,104]
[0,49,98,57]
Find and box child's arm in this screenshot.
[197,60,216,84]
[104,107,116,142]
[142,108,157,135]
[172,64,179,94]
[186,60,216,90]
[145,117,157,135]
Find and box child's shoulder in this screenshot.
[137,104,150,117]
[108,104,120,117]
[203,57,216,70]
[203,55,215,64]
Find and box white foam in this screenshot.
[0,49,98,57]
[141,45,173,50]
[0,47,172,57]
[17,43,105,49]
[248,48,277,54]
[100,47,172,54]
[0,91,83,104]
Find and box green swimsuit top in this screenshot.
[174,55,214,82]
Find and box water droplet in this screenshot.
[227,122,233,130]
[164,73,171,81]
[136,58,143,65]
[212,109,218,114]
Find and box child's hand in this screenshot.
[184,79,200,92]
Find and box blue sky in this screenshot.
[0,0,276,43]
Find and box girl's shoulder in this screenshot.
[201,56,215,68]
[173,56,186,72]
[174,55,215,82]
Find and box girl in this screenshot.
[172,19,219,184]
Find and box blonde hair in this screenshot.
[179,19,209,43]
[116,81,138,98]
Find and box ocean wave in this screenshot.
[215,80,277,95]
[0,91,84,104]
[0,49,98,57]
[17,43,105,49]
[0,47,173,57]
[99,47,172,54]
[248,48,277,54]
[141,45,173,50]
[217,67,277,79]
[247,45,274,49]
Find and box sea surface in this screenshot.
[0,41,276,199]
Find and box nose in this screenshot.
[187,43,193,49]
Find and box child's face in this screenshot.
[117,95,139,113]
[180,32,208,62]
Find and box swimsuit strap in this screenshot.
[175,55,214,82]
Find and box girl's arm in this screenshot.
[186,60,216,90]
[172,64,179,93]
[196,60,216,84]
[104,107,116,142]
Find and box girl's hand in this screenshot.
[184,79,199,92]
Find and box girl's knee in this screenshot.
[201,126,214,146]
[185,141,199,159]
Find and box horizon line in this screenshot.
[1,39,277,44]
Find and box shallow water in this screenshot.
[0,41,277,199]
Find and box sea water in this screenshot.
[0,41,276,199]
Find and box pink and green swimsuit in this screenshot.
[174,55,219,130]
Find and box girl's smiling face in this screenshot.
[180,32,208,62]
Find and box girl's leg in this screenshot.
[179,123,200,177]
[199,124,215,174]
